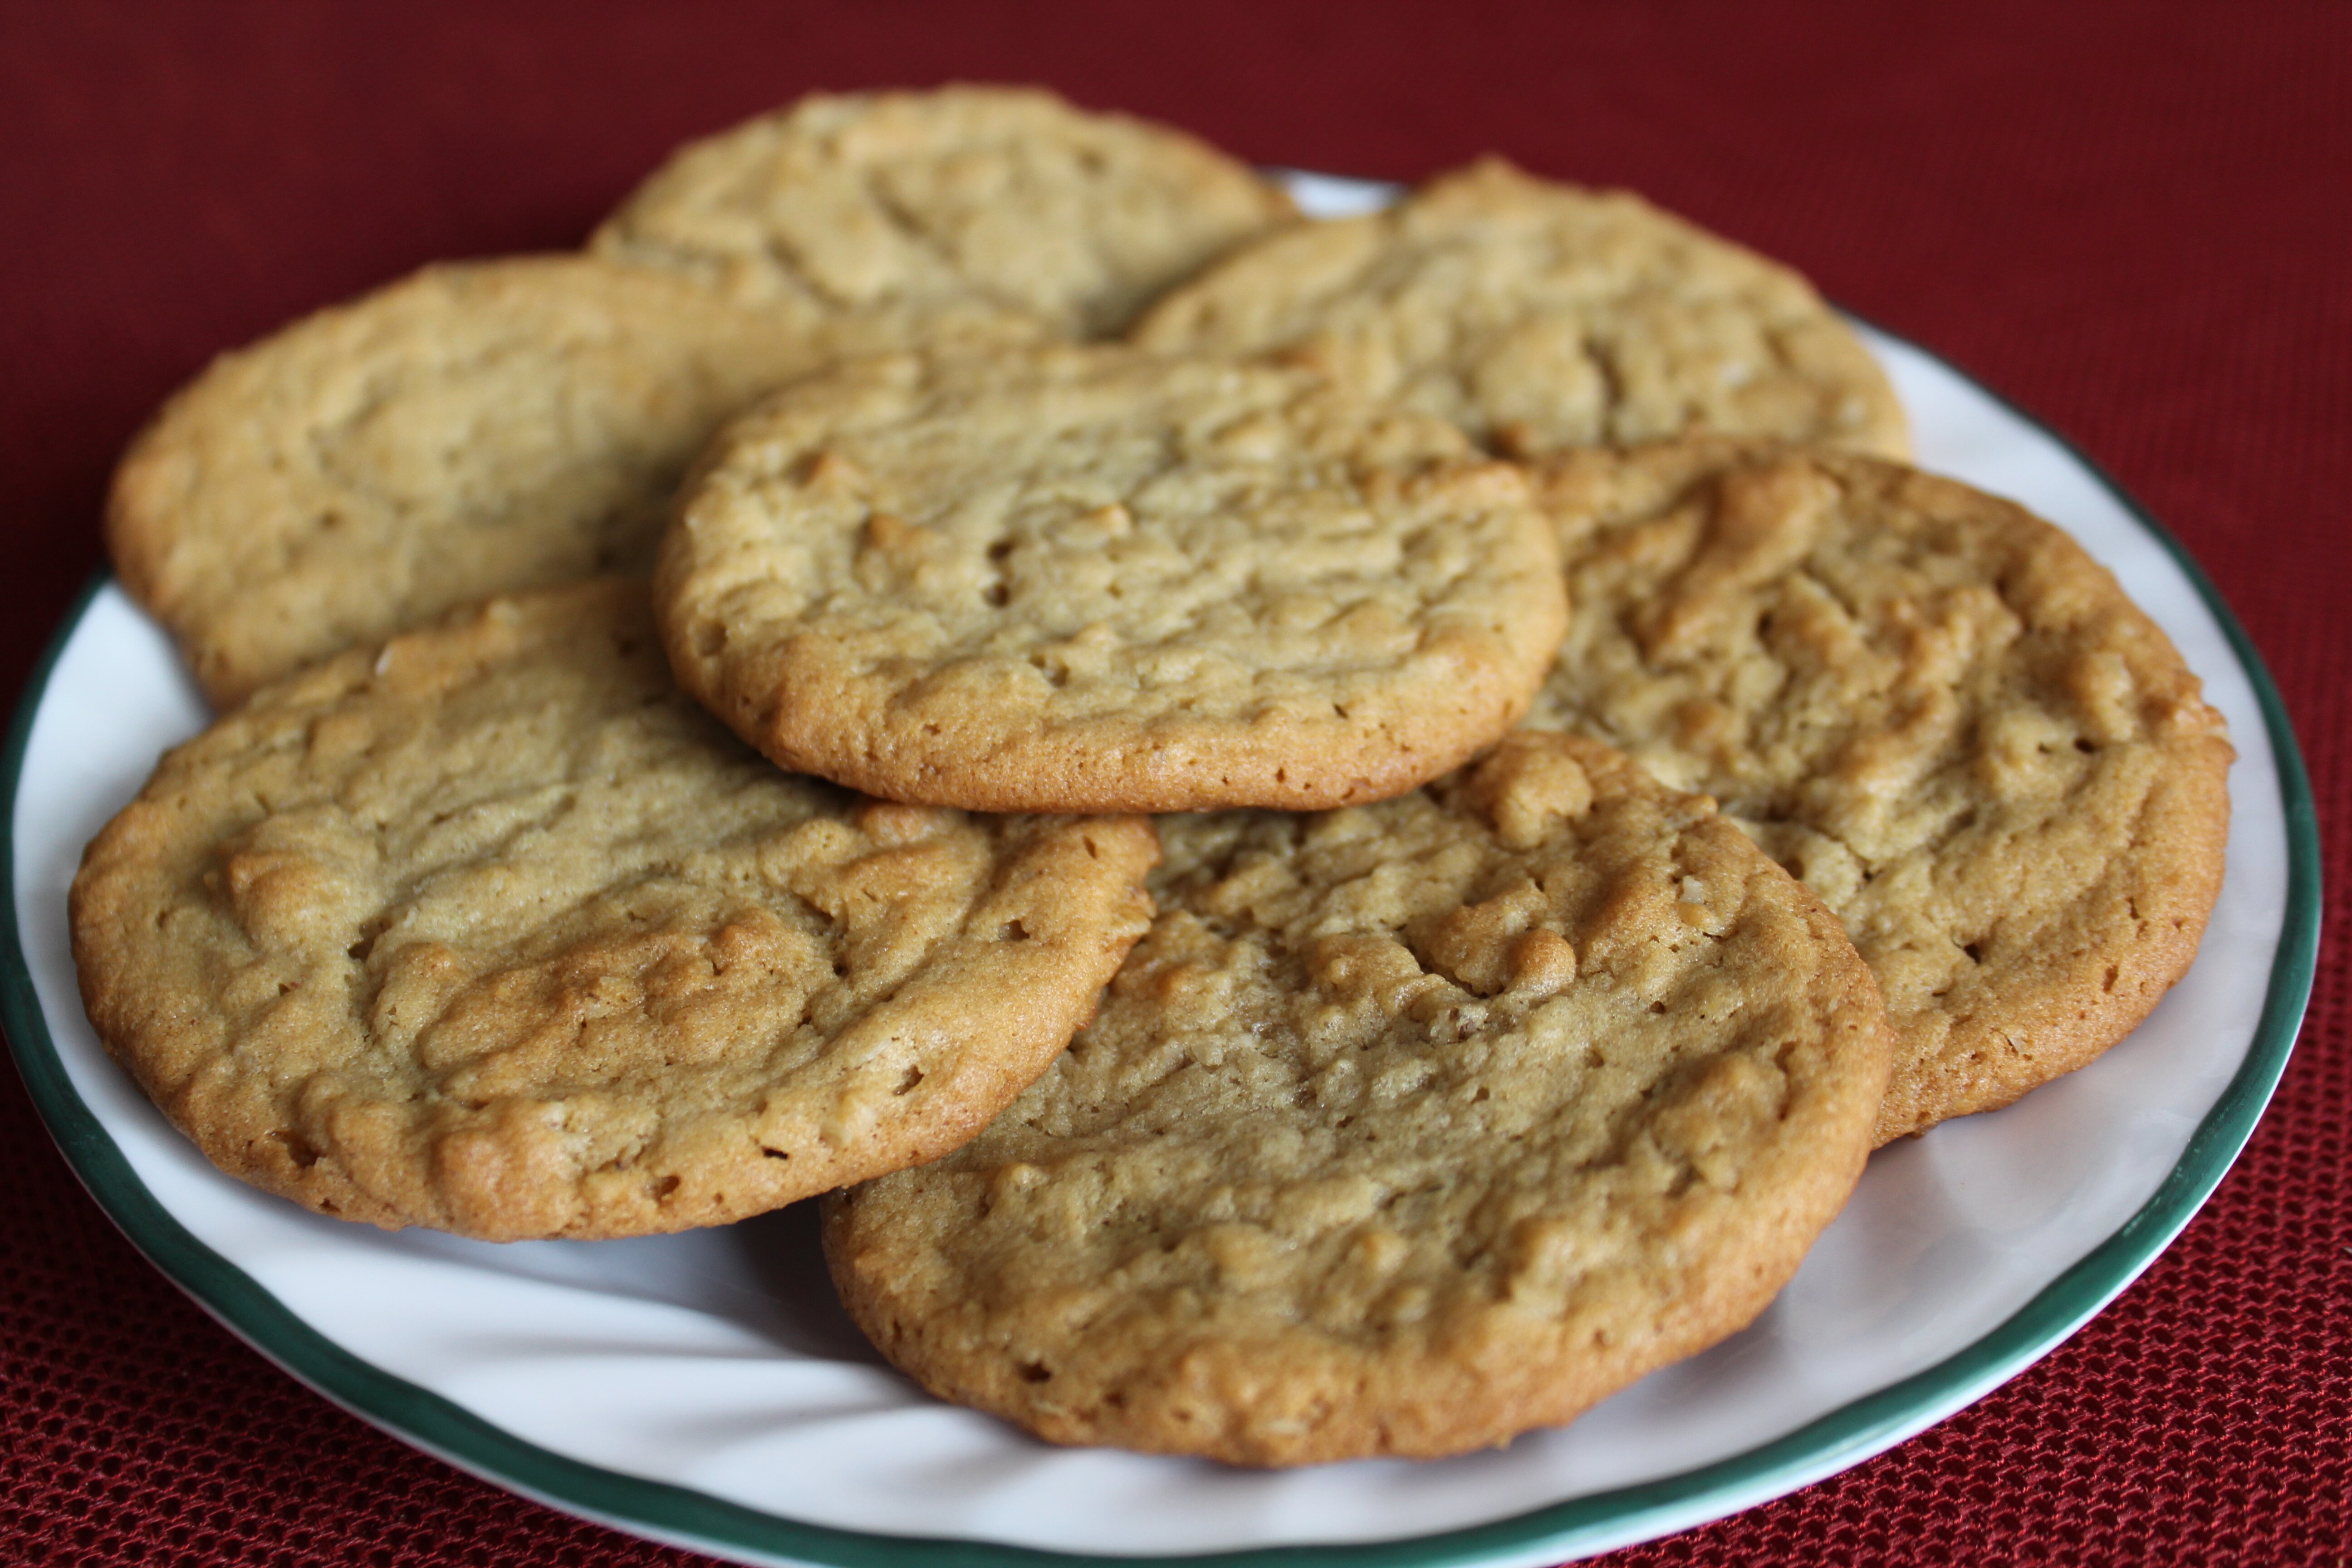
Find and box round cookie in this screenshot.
[591,85,1299,338]
[69,578,1158,1242]
[657,343,1570,814]
[824,733,1893,1465]
[1524,441,2232,1142]
[108,254,1038,708]
[1131,157,1908,461]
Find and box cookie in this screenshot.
[1131,157,1907,461]
[1524,441,2232,1142]
[657,342,1569,814]
[69,578,1158,1241]
[591,85,1298,338]
[107,254,1037,707]
[824,733,1892,1465]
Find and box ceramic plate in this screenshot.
[1,174,2319,1568]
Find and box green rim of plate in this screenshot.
[1,339,2320,1568]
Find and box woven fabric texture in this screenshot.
[2,4,2344,1564]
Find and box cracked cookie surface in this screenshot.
[108,255,1036,707]
[1132,158,1907,461]
[592,85,1298,338]
[824,733,1891,1464]
[658,343,1568,813]
[70,579,1157,1240]
[1525,441,2231,1141]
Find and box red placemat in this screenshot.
[3,5,2343,1564]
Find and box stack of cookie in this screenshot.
[69,85,2230,1467]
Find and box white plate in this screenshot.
[1,175,2319,1568]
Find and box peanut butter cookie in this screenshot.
[71,579,1156,1241]
[1526,441,2231,1141]
[1132,157,1906,460]
[658,343,1568,813]
[108,255,1035,706]
[593,85,1298,338]
[825,733,1891,1464]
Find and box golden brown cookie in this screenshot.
[1132,157,1907,460]
[70,579,1157,1241]
[657,343,1569,814]
[591,85,1298,338]
[825,733,1892,1465]
[1524,441,2231,1142]
[107,254,1037,707]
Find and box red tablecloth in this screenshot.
[4,5,2343,1563]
